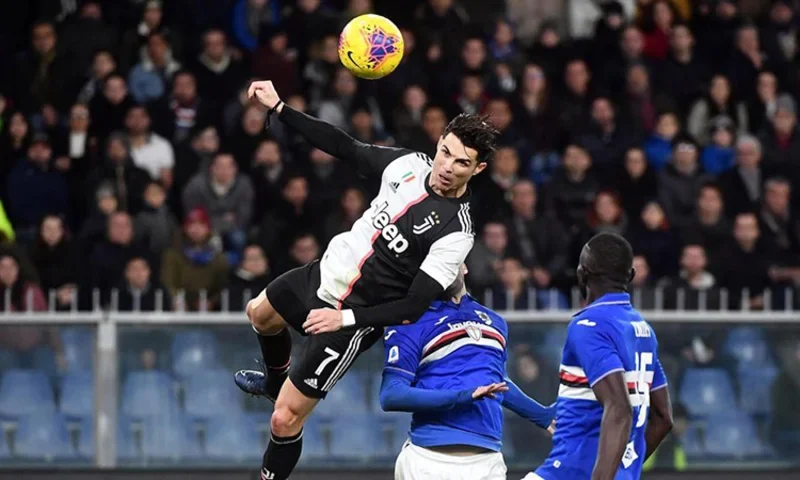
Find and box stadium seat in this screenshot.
[116,415,139,461]
[738,366,779,415]
[705,413,766,457]
[59,370,94,418]
[329,414,386,459]
[121,370,176,417]
[61,328,94,372]
[183,369,243,419]
[140,413,201,460]
[0,369,56,418]
[722,327,773,368]
[681,421,704,457]
[678,368,736,417]
[300,416,329,462]
[376,411,411,455]
[14,413,76,460]
[171,330,220,378]
[0,430,9,458]
[76,416,94,459]
[204,414,262,461]
[315,371,369,418]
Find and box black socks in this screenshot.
[261,429,303,480]
[256,327,292,373]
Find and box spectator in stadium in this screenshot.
[579,190,629,244]
[489,257,532,311]
[76,49,117,105]
[718,212,772,309]
[254,174,316,260]
[507,180,569,290]
[719,134,766,217]
[319,67,383,132]
[251,27,299,100]
[226,244,271,311]
[183,152,254,261]
[687,74,748,145]
[0,112,32,190]
[557,59,593,137]
[662,244,721,310]
[5,133,70,244]
[579,96,639,179]
[226,104,269,173]
[466,221,514,294]
[89,73,135,143]
[283,0,338,66]
[392,85,428,141]
[174,125,221,201]
[301,34,341,109]
[0,253,46,312]
[279,232,320,274]
[658,23,711,117]
[305,147,353,216]
[700,115,736,175]
[760,0,798,66]
[614,147,659,220]
[78,183,119,251]
[759,94,800,173]
[150,70,210,144]
[119,0,180,74]
[230,0,281,55]
[125,105,175,187]
[759,177,800,268]
[58,1,116,78]
[726,23,776,102]
[640,0,677,61]
[116,256,169,312]
[680,183,732,262]
[161,207,229,311]
[658,137,710,227]
[128,31,182,104]
[322,186,367,245]
[747,71,780,135]
[645,111,682,171]
[86,133,151,215]
[28,215,79,311]
[398,104,447,157]
[545,143,599,232]
[628,201,680,279]
[348,103,391,145]
[600,25,653,97]
[87,212,137,305]
[628,254,658,309]
[250,138,286,223]
[12,20,77,115]
[191,29,247,111]
[472,146,519,226]
[515,63,561,163]
[134,181,177,259]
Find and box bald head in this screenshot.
[578,232,635,298]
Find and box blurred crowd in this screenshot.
[0,0,799,314]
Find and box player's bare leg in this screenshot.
[262,378,319,480]
[234,290,292,402]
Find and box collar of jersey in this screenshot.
[571,292,631,317]
[424,172,472,204]
[428,294,475,311]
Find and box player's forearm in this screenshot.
[278,105,360,160]
[343,273,443,328]
[592,403,632,480]
[380,373,472,412]
[501,378,555,429]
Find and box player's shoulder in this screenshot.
[464,297,508,335]
[382,148,433,175]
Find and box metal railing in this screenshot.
[0,285,798,468]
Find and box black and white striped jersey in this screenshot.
[316,147,474,310]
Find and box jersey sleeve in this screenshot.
[420,231,474,289]
[651,356,668,391]
[382,327,423,380]
[568,319,625,387]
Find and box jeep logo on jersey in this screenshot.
[372,201,409,253]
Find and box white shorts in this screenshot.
[395,440,507,480]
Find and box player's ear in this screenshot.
[628,268,636,283]
[472,161,487,176]
[576,265,587,284]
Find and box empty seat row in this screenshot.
[0,369,93,419]
[682,413,773,458]
[678,367,778,417]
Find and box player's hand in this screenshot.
[547,419,556,435]
[471,382,508,401]
[248,80,282,110]
[303,308,343,335]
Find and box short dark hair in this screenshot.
[582,232,634,285]
[443,113,499,163]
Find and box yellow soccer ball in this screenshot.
[338,14,404,80]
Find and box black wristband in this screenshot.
[264,100,284,129]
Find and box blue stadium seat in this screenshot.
[77,416,94,459]
[61,328,94,372]
[0,369,56,418]
[121,370,176,417]
[315,371,369,418]
[375,411,411,455]
[300,416,329,462]
[14,413,76,460]
[738,366,779,415]
[184,369,243,419]
[681,421,704,457]
[204,414,262,461]
[59,370,94,418]
[171,331,219,378]
[705,413,766,457]
[141,413,201,460]
[678,368,736,417]
[0,430,9,458]
[329,414,386,459]
[116,416,139,461]
[722,327,773,368]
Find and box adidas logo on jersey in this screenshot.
[389,181,400,192]
[304,378,318,389]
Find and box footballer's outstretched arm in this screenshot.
[501,378,555,430]
[644,385,674,461]
[591,372,634,480]
[380,370,507,412]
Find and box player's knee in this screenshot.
[270,405,303,437]
[248,291,284,334]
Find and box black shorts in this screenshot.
[265,260,383,399]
